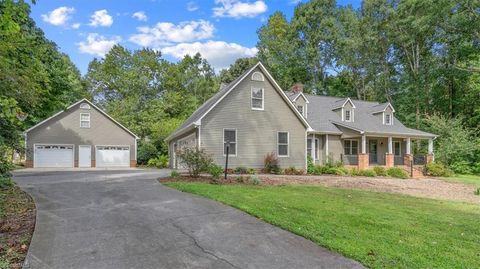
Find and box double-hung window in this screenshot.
[393,141,401,156]
[344,139,358,155]
[80,113,90,128]
[385,113,392,125]
[297,105,304,116]
[345,110,352,122]
[251,88,264,110]
[278,132,289,157]
[223,129,237,156]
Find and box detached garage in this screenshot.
[24,99,138,168]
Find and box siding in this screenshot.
[26,102,136,161]
[326,135,343,162]
[169,129,198,169]
[200,67,307,169]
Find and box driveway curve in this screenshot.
[14,169,363,269]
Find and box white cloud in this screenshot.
[132,11,148,21]
[77,33,120,57]
[289,0,302,4]
[41,6,75,26]
[213,0,267,18]
[71,23,81,29]
[187,1,199,11]
[89,9,113,27]
[161,41,258,70]
[129,20,214,47]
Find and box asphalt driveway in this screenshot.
[13,169,363,269]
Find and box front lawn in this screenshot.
[165,182,480,269]
[442,174,480,188]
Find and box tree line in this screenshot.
[1,0,479,174]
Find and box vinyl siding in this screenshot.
[327,135,343,162]
[26,102,136,161]
[200,67,307,169]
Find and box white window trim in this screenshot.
[251,71,265,81]
[223,128,237,157]
[251,87,264,111]
[80,113,90,128]
[393,141,401,156]
[345,109,352,122]
[80,103,91,109]
[297,105,304,115]
[385,113,393,125]
[343,139,359,155]
[277,131,289,157]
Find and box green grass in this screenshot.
[442,174,480,188]
[165,182,480,269]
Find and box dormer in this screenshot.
[372,102,395,125]
[289,83,309,118]
[333,98,356,122]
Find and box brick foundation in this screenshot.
[357,154,369,170]
[404,154,413,166]
[426,154,434,164]
[130,160,137,167]
[91,160,96,168]
[25,160,33,168]
[385,153,394,168]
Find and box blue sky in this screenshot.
[30,0,360,74]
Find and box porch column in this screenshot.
[358,134,368,170]
[325,134,329,157]
[385,136,394,167]
[426,138,434,163]
[310,135,316,160]
[404,137,413,166]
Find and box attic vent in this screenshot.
[251,72,264,81]
[80,103,91,109]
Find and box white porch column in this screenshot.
[387,137,393,154]
[325,134,329,156]
[310,135,316,160]
[361,135,367,154]
[406,137,411,155]
[428,138,434,155]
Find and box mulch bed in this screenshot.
[0,186,36,269]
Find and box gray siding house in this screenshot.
[167,62,436,172]
[24,99,138,168]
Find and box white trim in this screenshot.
[361,135,367,154]
[277,131,289,157]
[384,113,393,125]
[373,103,396,114]
[78,145,92,168]
[33,143,75,168]
[251,87,264,110]
[134,139,138,160]
[406,137,411,155]
[343,139,359,155]
[314,136,320,161]
[79,103,91,109]
[325,134,329,156]
[223,128,237,157]
[334,98,356,110]
[345,109,352,122]
[251,71,265,81]
[197,126,201,149]
[80,113,90,128]
[292,92,310,103]
[25,98,139,139]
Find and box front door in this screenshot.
[79,145,91,168]
[369,140,378,164]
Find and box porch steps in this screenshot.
[399,165,425,178]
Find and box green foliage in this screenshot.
[373,166,387,177]
[0,177,15,189]
[247,168,256,175]
[349,168,360,176]
[248,175,261,185]
[307,155,315,174]
[208,164,223,180]
[263,152,280,174]
[450,161,473,175]
[359,169,377,177]
[386,167,409,179]
[147,155,169,169]
[177,148,213,178]
[170,170,179,178]
[426,163,454,177]
[234,166,248,174]
[137,142,158,165]
[219,57,259,84]
[284,167,305,175]
[474,188,480,196]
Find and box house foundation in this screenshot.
[385,153,394,168]
[358,154,369,170]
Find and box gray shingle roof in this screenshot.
[287,93,436,138]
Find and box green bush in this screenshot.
[0,177,15,189]
[359,169,377,177]
[208,164,224,180]
[307,155,315,174]
[264,152,280,174]
[147,155,169,168]
[386,167,409,179]
[170,170,179,177]
[177,148,213,177]
[349,168,360,176]
[325,167,348,176]
[248,175,261,185]
[234,166,248,174]
[425,162,454,177]
[284,166,304,175]
[473,162,480,175]
[0,158,13,178]
[373,166,388,176]
[450,161,473,174]
[137,142,159,165]
[247,168,256,175]
[474,188,480,196]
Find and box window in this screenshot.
[278,132,289,157]
[297,105,304,115]
[251,88,264,110]
[251,72,264,81]
[80,113,90,128]
[223,129,237,156]
[385,113,392,125]
[345,110,352,122]
[80,103,91,109]
[307,138,312,157]
[315,138,320,160]
[344,139,358,155]
[393,141,401,156]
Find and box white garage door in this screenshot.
[34,145,74,168]
[95,146,130,167]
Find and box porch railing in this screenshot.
[413,155,426,165]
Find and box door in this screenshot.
[95,146,130,167]
[79,145,91,168]
[34,144,74,168]
[369,140,378,164]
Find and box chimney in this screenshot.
[291,83,304,94]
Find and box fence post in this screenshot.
[410,159,413,177]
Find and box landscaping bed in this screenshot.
[0,185,36,269]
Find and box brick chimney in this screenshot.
[291,83,304,94]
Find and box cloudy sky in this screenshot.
[31,0,360,74]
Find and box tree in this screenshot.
[219,57,259,84]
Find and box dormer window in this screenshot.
[251,72,264,81]
[345,110,352,122]
[385,113,392,125]
[297,105,304,116]
[80,103,91,109]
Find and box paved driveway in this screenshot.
[14,169,363,269]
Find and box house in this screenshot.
[166,62,436,173]
[24,98,138,168]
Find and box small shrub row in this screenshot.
[284,166,305,175]
[425,162,454,177]
[147,155,169,168]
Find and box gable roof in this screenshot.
[24,98,139,139]
[333,97,356,110]
[166,62,312,142]
[371,102,395,113]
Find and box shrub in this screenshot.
[324,167,348,176]
[264,152,280,174]
[0,177,15,189]
[236,176,245,183]
[0,159,13,178]
[247,168,256,174]
[248,175,261,185]
[170,170,179,177]
[234,166,248,174]
[177,148,213,177]
[284,166,304,175]
[359,169,377,177]
[208,164,224,180]
[307,155,315,174]
[349,168,360,176]
[386,167,409,179]
[450,161,473,175]
[473,162,480,175]
[137,142,158,165]
[425,162,454,177]
[474,188,480,196]
[147,155,169,168]
[373,166,387,176]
